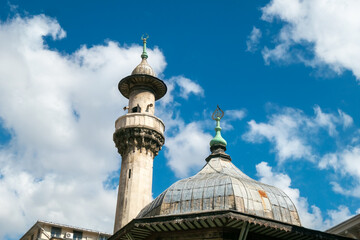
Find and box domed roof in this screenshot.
[137,107,301,226]
[137,150,301,226]
[131,58,156,76]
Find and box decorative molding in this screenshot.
[113,127,165,157]
[118,74,167,101]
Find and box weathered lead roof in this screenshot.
[137,151,301,226]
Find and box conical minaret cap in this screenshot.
[131,34,156,76]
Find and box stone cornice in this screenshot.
[113,127,165,157]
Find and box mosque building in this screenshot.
[21,38,356,240]
[109,37,352,240]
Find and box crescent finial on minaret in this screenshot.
[141,33,149,59]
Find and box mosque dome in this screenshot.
[137,107,301,226]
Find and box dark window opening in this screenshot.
[51,227,61,237]
[131,104,141,113]
[129,169,131,179]
[73,230,83,240]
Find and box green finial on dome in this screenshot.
[210,105,227,147]
[141,34,149,59]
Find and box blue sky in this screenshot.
[1,0,360,239]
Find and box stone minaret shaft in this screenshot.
[113,36,167,233]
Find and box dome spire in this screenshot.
[210,105,227,148]
[141,34,149,59]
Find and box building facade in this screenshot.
[109,40,353,240]
[20,220,111,240]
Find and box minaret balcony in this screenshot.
[115,113,165,135]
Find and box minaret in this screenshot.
[113,35,167,233]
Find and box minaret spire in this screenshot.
[113,36,167,233]
[130,34,156,77]
[141,34,148,59]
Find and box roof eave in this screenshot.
[110,210,352,240]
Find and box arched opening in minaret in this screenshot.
[131,104,141,113]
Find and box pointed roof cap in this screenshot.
[118,35,167,101]
[131,34,156,76]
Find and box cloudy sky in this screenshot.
[1,0,360,239]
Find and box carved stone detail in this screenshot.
[113,127,165,157]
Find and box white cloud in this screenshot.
[176,76,204,99]
[225,109,246,121]
[314,106,338,136]
[320,146,360,198]
[261,0,360,79]
[313,106,353,136]
[246,27,262,52]
[256,161,357,230]
[244,104,360,200]
[338,109,354,129]
[243,107,313,162]
[325,205,356,229]
[330,182,360,198]
[0,14,171,239]
[243,106,352,163]
[156,74,210,178]
[160,76,204,105]
[164,122,212,178]
[219,109,247,131]
[319,153,339,171]
[320,147,360,180]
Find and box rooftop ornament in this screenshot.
[210,105,227,147]
[129,34,157,77]
[141,33,149,59]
